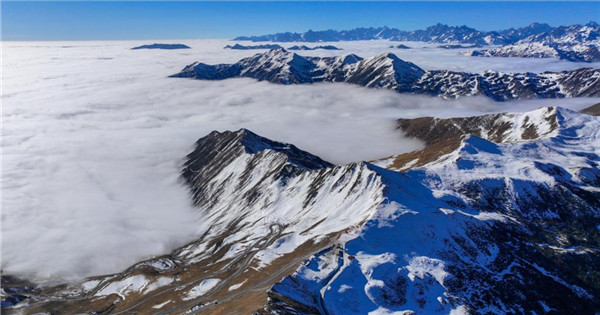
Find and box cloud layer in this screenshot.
[3,39,598,283]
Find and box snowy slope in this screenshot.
[177,129,385,268]
[466,22,600,62]
[262,107,600,314]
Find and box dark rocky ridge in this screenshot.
[182,129,333,207]
[580,103,600,116]
[389,44,411,49]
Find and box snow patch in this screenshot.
[152,300,171,309]
[183,278,220,300]
[228,279,247,291]
[405,256,448,285]
[95,275,148,299]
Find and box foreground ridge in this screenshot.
[3,108,599,314]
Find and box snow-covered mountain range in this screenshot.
[3,105,599,314]
[235,22,600,62]
[263,106,600,314]
[235,22,594,46]
[171,49,600,101]
[465,22,600,62]
[224,44,342,51]
[224,43,285,50]
[234,23,558,45]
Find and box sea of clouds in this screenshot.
[2,39,598,283]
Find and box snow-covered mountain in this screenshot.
[225,44,342,51]
[171,49,600,101]
[288,45,342,51]
[3,106,600,314]
[235,22,600,62]
[466,22,600,62]
[224,43,285,50]
[263,106,600,314]
[234,22,596,46]
[234,23,520,45]
[466,43,600,63]
[518,21,600,46]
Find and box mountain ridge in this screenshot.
[235,22,600,62]
[3,107,599,314]
[234,22,597,45]
[171,49,600,101]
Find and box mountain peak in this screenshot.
[336,53,363,65]
[197,129,332,170]
[261,47,295,59]
[381,52,400,60]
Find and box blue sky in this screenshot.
[2,1,599,41]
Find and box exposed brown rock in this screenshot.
[580,102,600,116]
[389,108,558,170]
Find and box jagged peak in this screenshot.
[197,129,333,170]
[336,53,363,64]
[259,47,292,58]
[374,52,401,60]
[366,53,423,70]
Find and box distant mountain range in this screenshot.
[171,49,600,101]
[224,43,341,51]
[234,22,568,45]
[235,22,600,62]
[288,45,342,51]
[465,22,600,62]
[224,43,284,50]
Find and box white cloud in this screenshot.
[2,39,598,283]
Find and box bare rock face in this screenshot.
[580,103,600,116]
